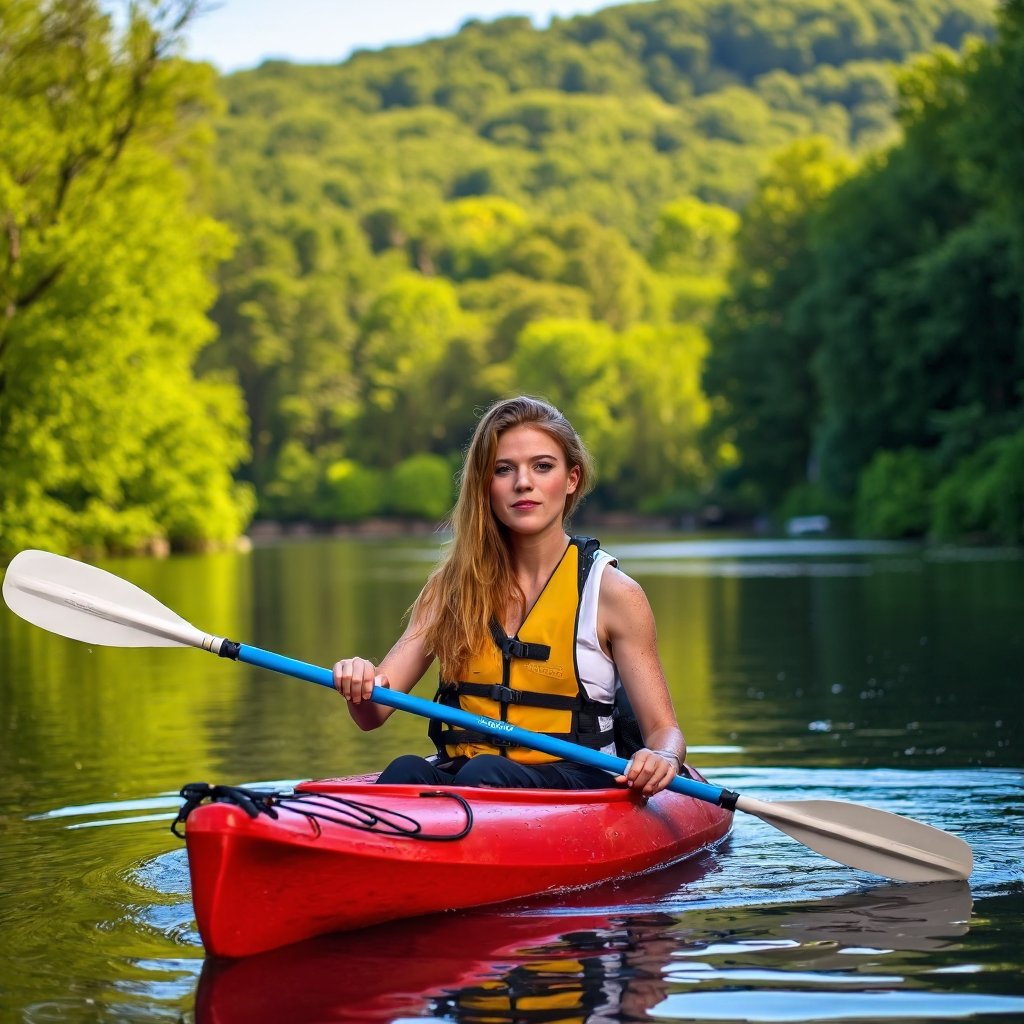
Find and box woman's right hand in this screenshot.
[332,657,388,704]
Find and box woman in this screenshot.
[333,395,686,797]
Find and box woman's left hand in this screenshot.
[615,747,679,797]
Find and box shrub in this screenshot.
[262,441,320,521]
[388,454,454,519]
[932,429,1024,544]
[854,448,933,538]
[319,460,385,522]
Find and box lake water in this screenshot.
[1,534,1021,1022]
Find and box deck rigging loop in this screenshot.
[171,782,474,841]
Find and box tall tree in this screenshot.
[0,0,252,557]
[813,40,1021,497]
[703,137,853,505]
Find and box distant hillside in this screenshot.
[213,0,995,237]
[199,0,998,521]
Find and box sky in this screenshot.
[181,1,642,73]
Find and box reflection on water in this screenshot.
[194,879,1000,1024]
[2,536,1023,1022]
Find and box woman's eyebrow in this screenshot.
[495,452,561,463]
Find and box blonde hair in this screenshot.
[415,396,594,677]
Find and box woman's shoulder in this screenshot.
[597,561,650,609]
[595,564,657,647]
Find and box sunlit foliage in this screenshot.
[705,0,1023,542]
[0,0,252,558]
[200,0,994,524]
[2,0,1011,551]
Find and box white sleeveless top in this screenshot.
[576,549,621,755]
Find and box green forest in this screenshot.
[2,0,1022,560]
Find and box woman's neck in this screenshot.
[507,527,571,593]
[500,528,571,635]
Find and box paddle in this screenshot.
[3,548,972,883]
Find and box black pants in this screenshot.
[376,752,614,790]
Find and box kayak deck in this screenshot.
[183,770,732,958]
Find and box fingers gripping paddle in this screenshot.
[3,549,972,883]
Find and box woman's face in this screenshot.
[489,425,579,536]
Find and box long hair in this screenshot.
[414,396,594,678]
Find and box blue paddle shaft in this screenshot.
[235,643,727,805]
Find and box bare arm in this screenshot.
[332,608,434,731]
[599,566,686,796]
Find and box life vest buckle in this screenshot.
[487,684,521,705]
[500,637,551,661]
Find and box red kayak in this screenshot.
[179,768,732,958]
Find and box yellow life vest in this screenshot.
[429,537,616,764]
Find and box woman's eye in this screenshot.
[495,465,512,475]
[535,461,554,472]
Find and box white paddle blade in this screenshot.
[737,795,972,882]
[2,549,212,650]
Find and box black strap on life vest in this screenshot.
[575,535,600,591]
[430,680,616,750]
[488,618,551,662]
[450,680,582,710]
[429,536,614,756]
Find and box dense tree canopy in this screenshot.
[0,0,252,558]
[704,0,1024,542]
[3,0,1017,554]
[195,0,996,526]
